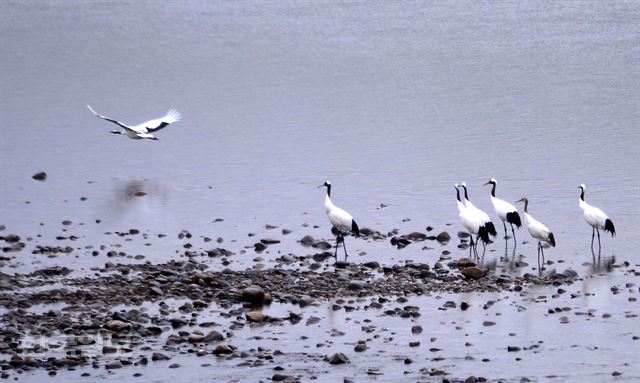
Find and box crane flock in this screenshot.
[85,107,617,266]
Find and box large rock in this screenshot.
[213,344,233,355]
[104,320,131,332]
[436,231,451,243]
[327,352,349,364]
[461,267,487,280]
[202,330,224,342]
[242,286,265,305]
[246,311,267,323]
[457,257,476,268]
[151,352,171,361]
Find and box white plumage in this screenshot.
[578,184,615,250]
[319,181,360,260]
[484,178,522,240]
[516,198,555,264]
[459,182,497,245]
[455,184,481,258]
[87,105,181,140]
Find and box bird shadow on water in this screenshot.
[98,179,170,222]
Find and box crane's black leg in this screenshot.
[596,228,601,251]
[510,223,516,242]
[334,235,340,260]
[591,227,595,249]
[469,236,474,258]
[503,221,507,239]
[342,235,349,261]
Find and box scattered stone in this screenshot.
[327,352,349,365]
[461,267,487,280]
[32,171,47,181]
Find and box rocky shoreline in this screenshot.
[0,252,585,378]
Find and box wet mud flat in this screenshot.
[1,249,639,382]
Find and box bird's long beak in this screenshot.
[317,184,324,189]
[483,181,490,186]
[515,198,524,203]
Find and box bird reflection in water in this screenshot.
[590,248,615,274]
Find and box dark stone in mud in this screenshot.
[254,242,267,252]
[407,232,427,241]
[348,280,366,290]
[32,171,47,181]
[313,241,332,250]
[299,235,316,246]
[507,346,521,352]
[327,352,349,364]
[261,238,281,245]
[166,334,183,345]
[461,267,487,280]
[202,330,224,342]
[272,374,290,381]
[32,266,72,277]
[105,360,122,369]
[363,261,380,269]
[2,234,20,243]
[409,341,420,347]
[483,321,496,327]
[288,312,302,324]
[334,261,350,268]
[412,325,423,334]
[213,344,233,355]
[460,302,470,311]
[354,343,367,352]
[436,231,451,243]
[457,257,476,268]
[151,353,171,361]
[404,358,413,364]
[298,296,314,307]
[242,286,266,305]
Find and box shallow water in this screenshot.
[1,1,639,381]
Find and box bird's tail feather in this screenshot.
[604,219,615,237]
[548,232,556,247]
[351,220,360,237]
[165,109,182,123]
[506,211,522,228]
[478,225,491,243]
[486,221,497,237]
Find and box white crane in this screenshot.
[516,197,555,266]
[459,182,497,246]
[578,184,615,251]
[483,178,522,241]
[455,184,480,259]
[87,105,181,140]
[318,181,360,261]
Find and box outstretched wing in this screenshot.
[86,105,132,131]
[136,109,181,133]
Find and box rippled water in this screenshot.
[1,1,639,381]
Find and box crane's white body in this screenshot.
[579,199,609,231]
[522,211,553,246]
[87,105,181,140]
[491,196,518,223]
[325,194,355,234]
